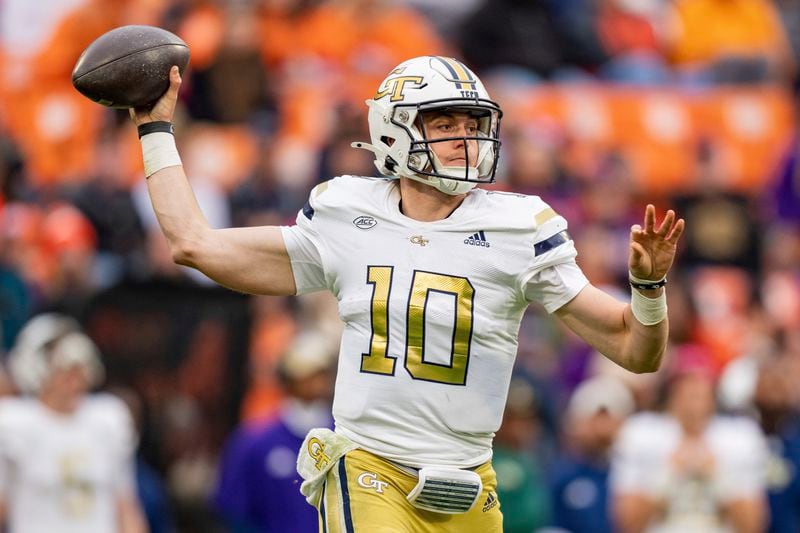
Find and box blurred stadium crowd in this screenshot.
[1,0,800,531]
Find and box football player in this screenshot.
[131,56,684,532]
[0,314,146,533]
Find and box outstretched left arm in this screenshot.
[555,205,685,373]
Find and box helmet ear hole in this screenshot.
[380,136,396,147]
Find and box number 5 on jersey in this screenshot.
[361,266,475,385]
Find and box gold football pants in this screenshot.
[318,448,502,533]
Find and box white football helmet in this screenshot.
[353,56,502,195]
[7,313,105,394]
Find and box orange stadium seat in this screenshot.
[259,1,445,146]
[508,84,794,196]
[180,124,259,192]
[177,3,225,71]
[0,0,164,187]
[117,126,146,186]
[607,87,698,195]
[694,87,795,193]
[667,0,792,66]
[513,84,616,181]
[240,304,297,423]
[3,83,104,185]
[258,4,309,70]
[293,2,446,104]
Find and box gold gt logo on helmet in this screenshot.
[373,75,425,102]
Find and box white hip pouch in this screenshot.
[406,466,483,514]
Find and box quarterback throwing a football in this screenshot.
[132,56,683,532]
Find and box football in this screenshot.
[72,25,190,109]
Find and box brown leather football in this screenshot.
[72,25,190,109]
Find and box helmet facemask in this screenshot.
[405,104,501,193]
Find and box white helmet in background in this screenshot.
[7,313,105,394]
[278,329,337,382]
[353,56,502,195]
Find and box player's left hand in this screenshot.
[628,204,685,281]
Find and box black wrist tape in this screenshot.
[629,277,668,290]
[137,121,174,138]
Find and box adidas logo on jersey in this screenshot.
[464,231,490,248]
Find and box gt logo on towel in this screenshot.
[308,437,330,470]
[357,472,389,494]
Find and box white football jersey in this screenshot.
[282,176,588,467]
[0,394,137,533]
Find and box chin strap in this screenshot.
[438,166,479,181]
[432,176,477,195]
[427,151,479,195]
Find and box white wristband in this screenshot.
[631,288,667,326]
[141,132,182,178]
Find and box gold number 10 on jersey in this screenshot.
[361,266,475,385]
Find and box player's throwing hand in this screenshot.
[129,65,182,127]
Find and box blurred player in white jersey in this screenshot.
[131,55,684,532]
[0,314,147,533]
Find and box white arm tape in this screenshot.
[141,132,182,178]
[631,288,667,326]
